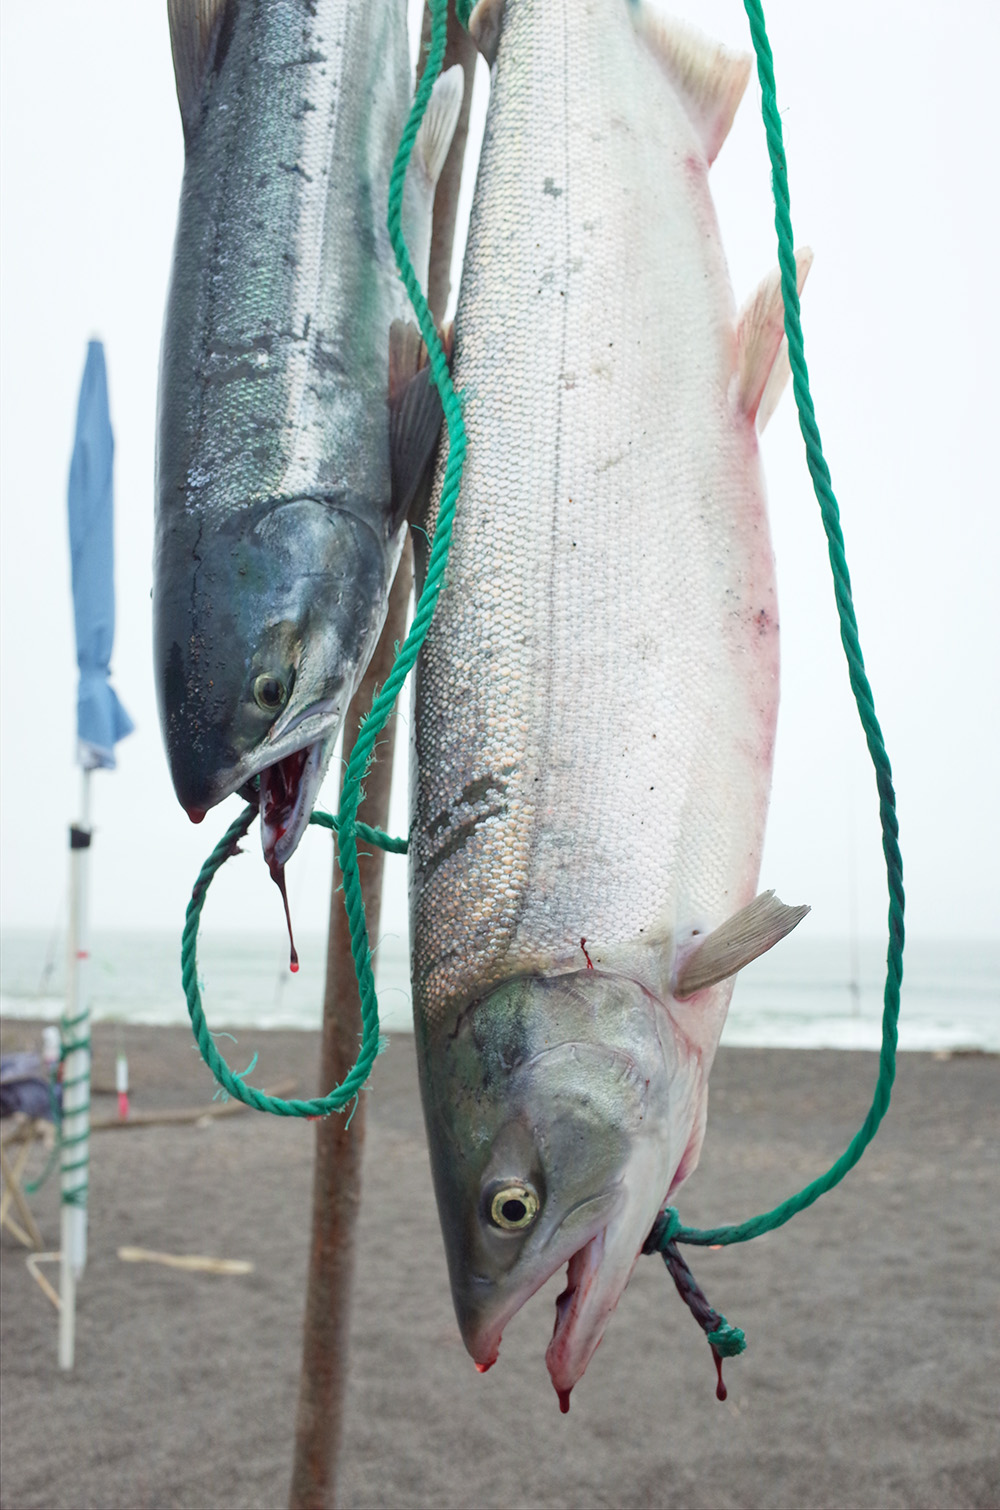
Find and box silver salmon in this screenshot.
[410,0,809,1409]
[155,0,461,870]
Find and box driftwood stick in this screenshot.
[89,1081,296,1130]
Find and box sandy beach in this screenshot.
[1,1017,997,1510]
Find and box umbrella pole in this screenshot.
[59,766,92,1370]
[288,16,477,1503]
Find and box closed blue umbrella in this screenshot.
[67,339,133,768]
[60,339,133,1370]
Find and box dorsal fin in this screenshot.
[167,0,230,138]
[735,248,813,431]
[631,6,750,164]
[673,891,810,999]
[468,0,506,67]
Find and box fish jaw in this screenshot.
[545,1134,672,1407]
[258,734,335,870]
[452,1185,624,1375]
[456,1139,676,1407]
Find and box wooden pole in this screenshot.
[288,546,411,1510]
[288,13,477,1506]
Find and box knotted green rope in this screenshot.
[180,0,462,1115]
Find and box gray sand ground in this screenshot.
[1,1018,997,1510]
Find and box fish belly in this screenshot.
[411,0,778,1033]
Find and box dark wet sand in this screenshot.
[1,1018,997,1510]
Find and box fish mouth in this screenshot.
[545,1229,612,1412]
[259,740,330,870]
[459,1191,620,1381]
[463,1222,620,1415]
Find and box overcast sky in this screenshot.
[1,0,997,952]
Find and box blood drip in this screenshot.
[580,938,593,969]
[712,1349,727,1402]
[557,1388,572,1415]
[474,1360,494,1375]
[269,859,299,972]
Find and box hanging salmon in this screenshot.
[154,0,461,873]
[410,0,810,1409]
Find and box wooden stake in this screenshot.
[288,547,412,1510]
[288,14,477,1505]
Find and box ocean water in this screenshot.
[1,928,996,1053]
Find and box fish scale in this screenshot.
[411,0,778,1033]
[159,0,402,521]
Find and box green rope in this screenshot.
[330,0,465,1116]
[446,1,903,1253]
[663,0,905,1253]
[182,806,406,1114]
[644,0,905,1384]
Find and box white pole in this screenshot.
[847,793,861,1021]
[59,766,92,1370]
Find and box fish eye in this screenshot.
[253,673,288,712]
[488,1183,540,1232]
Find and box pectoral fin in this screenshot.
[167,0,230,140]
[412,65,465,191]
[736,249,814,431]
[389,321,446,532]
[673,891,810,999]
[631,7,751,165]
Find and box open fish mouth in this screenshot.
[465,1227,612,1412]
[545,1230,608,1412]
[259,740,329,871]
[461,1192,622,1405]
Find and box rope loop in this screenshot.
[182,806,405,1116]
[658,0,905,1250]
[642,1206,682,1253]
[635,0,905,1378]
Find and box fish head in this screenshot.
[418,968,705,1407]
[154,496,395,863]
